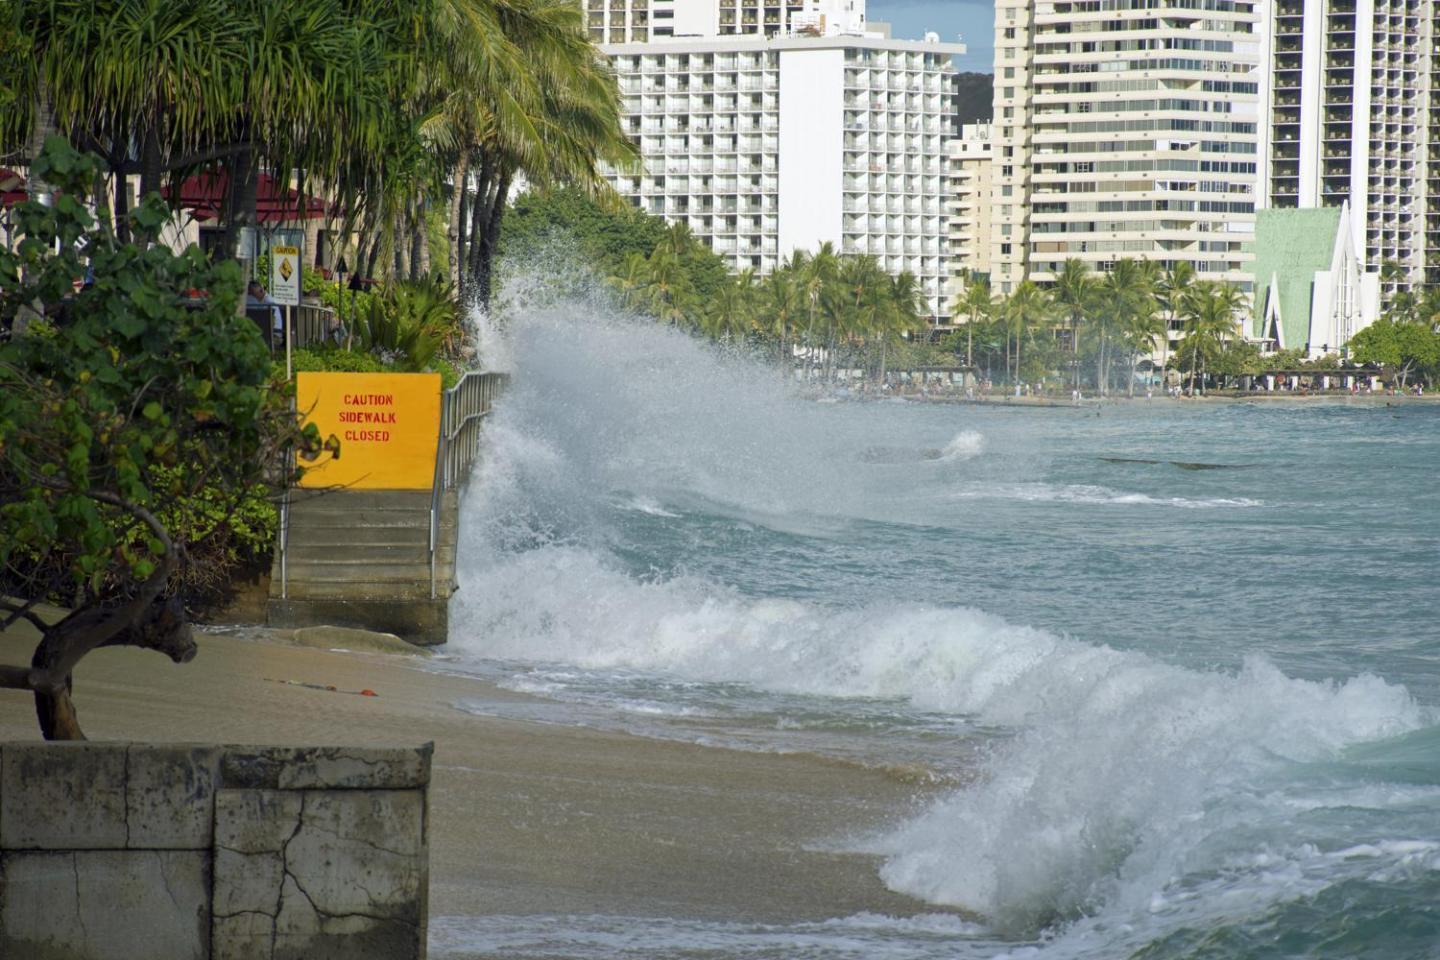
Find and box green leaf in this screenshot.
[142,401,163,420]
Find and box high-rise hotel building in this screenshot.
[1257,0,1440,291]
[601,29,964,318]
[990,0,1261,295]
[945,122,994,305]
[588,0,866,44]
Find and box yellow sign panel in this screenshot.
[296,372,442,489]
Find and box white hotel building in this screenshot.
[990,0,1261,295]
[598,8,964,318]
[588,0,868,43]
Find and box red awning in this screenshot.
[165,169,332,224]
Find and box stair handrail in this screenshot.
[430,371,509,598]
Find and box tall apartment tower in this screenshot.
[945,122,994,307]
[1258,0,1440,291]
[991,0,1261,295]
[588,0,866,44]
[603,36,962,318]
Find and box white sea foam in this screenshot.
[452,540,1428,937]
[939,430,986,460]
[623,495,681,518]
[948,481,1263,509]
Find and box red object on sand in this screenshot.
[359,689,378,697]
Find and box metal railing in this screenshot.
[428,371,509,597]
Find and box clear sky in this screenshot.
[867,0,994,73]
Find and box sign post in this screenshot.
[271,240,302,379]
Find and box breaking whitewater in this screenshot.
[438,299,1440,959]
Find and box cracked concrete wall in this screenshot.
[0,742,431,960]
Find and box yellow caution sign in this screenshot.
[271,244,301,306]
[296,372,442,489]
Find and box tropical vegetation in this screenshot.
[0,139,314,739]
[1,0,634,305]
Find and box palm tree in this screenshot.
[704,268,756,342]
[642,246,696,327]
[799,242,840,380]
[876,270,923,383]
[760,267,801,371]
[606,249,652,311]
[1179,280,1244,394]
[1051,258,1095,394]
[1126,306,1168,397]
[1003,280,1050,390]
[950,272,996,371]
[446,0,636,303]
[1096,258,1151,395]
[1155,260,1195,391]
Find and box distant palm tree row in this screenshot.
[953,258,1248,394]
[607,237,1251,392]
[3,0,635,304]
[608,231,926,381]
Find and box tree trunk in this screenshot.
[113,167,131,244]
[1161,333,1170,394]
[1015,333,1022,391]
[471,170,511,309]
[447,150,469,286]
[414,209,430,281]
[138,116,164,203]
[223,147,259,262]
[455,173,472,300]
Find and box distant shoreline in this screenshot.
[815,391,1440,408]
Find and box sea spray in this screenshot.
[447,293,1440,957]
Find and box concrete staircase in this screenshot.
[266,488,459,645]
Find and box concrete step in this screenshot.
[267,598,449,646]
[284,543,456,565]
[288,489,438,511]
[282,560,451,580]
[281,526,434,548]
[280,579,452,601]
[286,511,451,531]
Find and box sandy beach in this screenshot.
[0,624,946,936]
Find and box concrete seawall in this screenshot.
[0,742,431,960]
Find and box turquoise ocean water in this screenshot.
[440,307,1440,959]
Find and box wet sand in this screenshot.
[0,626,944,926]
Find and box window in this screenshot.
[1004,27,1016,38]
[1004,67,1015,79]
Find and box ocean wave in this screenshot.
[948,481,1263,509]
[939,430,986,461]
[451,545,1428,940]
[620,495,681,518]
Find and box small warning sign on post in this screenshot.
[271,244,302,306]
